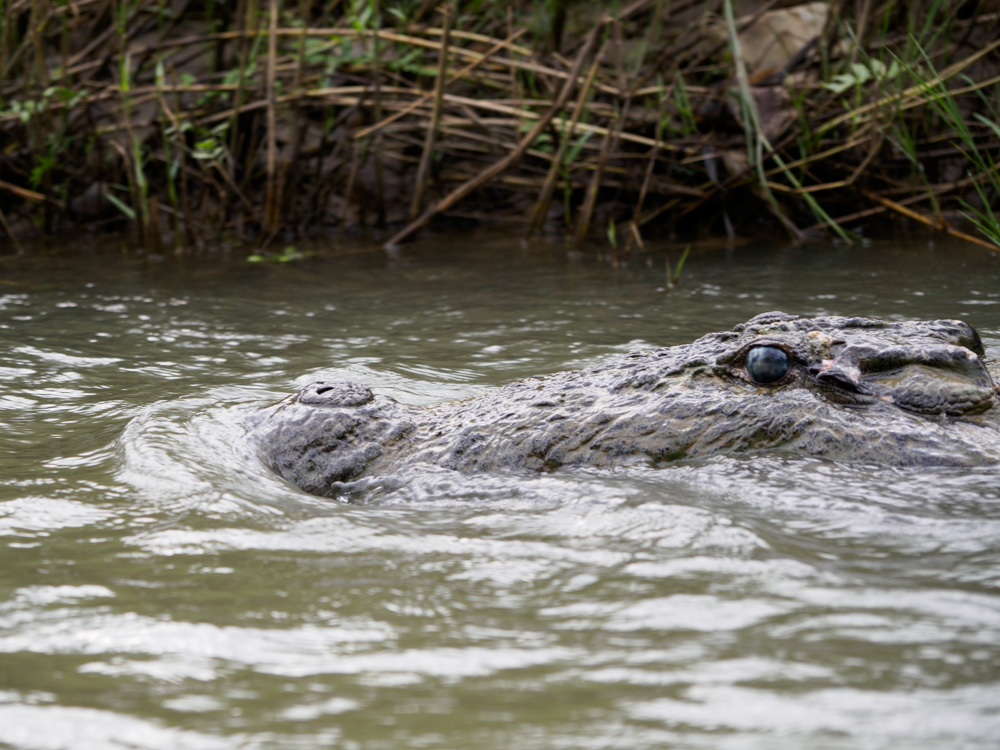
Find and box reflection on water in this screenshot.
[1,235,999,749]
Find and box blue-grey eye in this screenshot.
[746,346,790,384]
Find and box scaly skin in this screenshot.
[244,312,1000,496]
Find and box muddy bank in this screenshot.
[1,1,998,255]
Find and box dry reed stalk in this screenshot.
[573,116,615,251]
[354,28,528,140]
[293,0,308,91]
[0,206,24,253]
[229,0,257,226]
[340,131,362,227]
[575,19,635,255]
[29,0,50,89]
[264,0,279,236]
[410,2,453,222]
[0,4,12,82]
[179,156,199,251]
[115,52,156,251]
[371,0,386,226]
[0,180,49,204]
[152,76,184,252]
[64,3,121,71]
[75,24,617,97]
[623,95,668,257]
[384,24,603,248]
[721,0,802,240]
[861,189,997,249]
[147,194,163,254]
[801,167,991,234]
[853,0,875,57]
[526,51,603,237]
[62,23,531,64]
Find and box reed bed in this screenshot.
[1,0,998,255]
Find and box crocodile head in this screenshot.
[714,312,995,417]
[600,311,1000,466]
[414,311,1000,471]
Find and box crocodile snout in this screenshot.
[854,344,995,416]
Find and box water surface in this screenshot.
[1,235,999,748]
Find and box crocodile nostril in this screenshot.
[297,381,376,407]
[812,367,861,393]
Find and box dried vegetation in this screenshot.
[1,0,999,255]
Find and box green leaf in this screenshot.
[29,155,55,189]
[566,129,595,163]
[821,61,902,94]
[673,246,690,280]
[105,191,136,221]
[973,113,1000,141]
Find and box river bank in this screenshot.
[1,0,998,255]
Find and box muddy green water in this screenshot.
[1,235,999,749]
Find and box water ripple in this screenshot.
[3,241,1000,748]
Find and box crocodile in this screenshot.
[244,312,1000,496]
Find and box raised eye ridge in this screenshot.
[746,346,790,384]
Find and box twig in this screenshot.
[861,189,997,250]
[0,179,51,204]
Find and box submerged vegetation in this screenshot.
[1,0,998,255]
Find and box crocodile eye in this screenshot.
[746,346,790,385]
